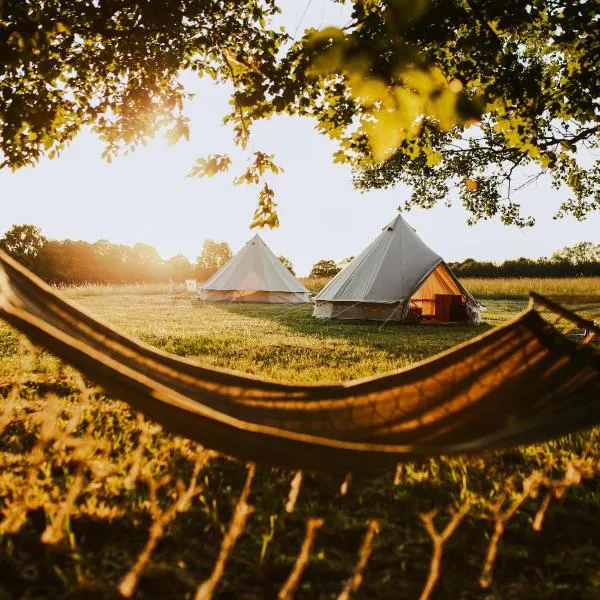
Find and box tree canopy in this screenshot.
[551,242,600,265]
[1,1,598,226]
[0,224,230,283]
[338,256,355,270]
[277,255,295,275]
[196,239,232,280]
[0,224,46,269]
[309,259,341,279]
[167,254,195,281]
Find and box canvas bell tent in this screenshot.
[199,235,310,303]
[313,213,481,323]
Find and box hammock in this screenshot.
[0,251,598,473]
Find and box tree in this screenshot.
[35,240,68,283]
[551,243,600,265]
[92,240,133,282]
[2,2,599,226]
[0,1,283,225]
[131,243,162,266]
[309,259,341,279]
[238,1,600,226]
[338,256,355,270]
[0,224,46,269]
[129,243,165,281]
[0,1,280,167]
[278,255,295,275]
[196,240,232,280]
[167,255,194,282]
[36,239,98,283]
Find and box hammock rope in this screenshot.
[0,250,598,473]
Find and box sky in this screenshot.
[0,1,598,276]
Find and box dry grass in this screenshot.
[57,281,182,297]
[301,275,600,301]
[462,277,600,299]
[300,277,331,293]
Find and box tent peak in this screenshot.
[383,212,416,233]
[248,233,264,245]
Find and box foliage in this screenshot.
[338,256,355,270]
[239,0,600,226]
[166,254,195,282]
[187,154,232,178]
[449,257,600,279]
[0,0,281,167]
[33,239,173,284]
[309,259,341,279]
[232,153,283,229]
[130,242,163,269]
[196,239,232,280]
[277,255,295,275]
[0,0,284,225]
[233,152,282,185]
[552,242,600,265]
[4,223,598,286]
[303,258,352,285]
[2,2,598,227]
[0,224,220,284]
[1,295,600,599]
[252,182,280,229]
[449,242,600,278]
[0,224,46,269]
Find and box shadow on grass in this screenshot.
[3,457,600,600]
[213,301,495,363]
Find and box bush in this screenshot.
[309,259,341,278]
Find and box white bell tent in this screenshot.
[313,213,481,323]
[199,234,310,303]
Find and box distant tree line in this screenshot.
[0,224,237,285]
[308,243,600,280]
[2,224,598,284]
[448,243,600,278]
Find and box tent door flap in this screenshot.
[434,294,465,322]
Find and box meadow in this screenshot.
[0,278,599,599]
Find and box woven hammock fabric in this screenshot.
[0,251,599,473]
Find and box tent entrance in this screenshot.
[410,264,469,323]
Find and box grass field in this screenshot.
[1,281,599,599]
[460,277,600,299]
